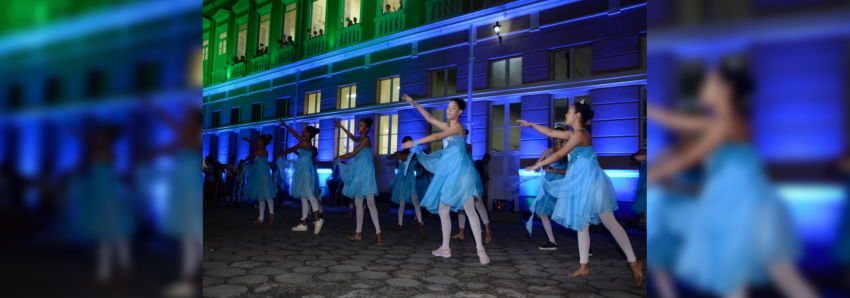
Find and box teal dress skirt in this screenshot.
[631,162,647,214]
[541,145,619,231]
[334,143,379,198]
[162,149,202,238]
[525,151,567,234]
[390,158,418,204]
[287,149,317,198]
[243,155,275,201]
[406,135,481,213]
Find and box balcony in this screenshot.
[303,36,327,58]
[272,46,296,66]
[251,53,269,74]
[336,23,362,49]
[229,61,246,80]
[375,9,405,38]
[211,69,227,85]
[426,0,463,23]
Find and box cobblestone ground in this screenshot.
[203,204,647,298]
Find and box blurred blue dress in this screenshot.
[834,175,850,264]
[415,164,430,199]
[390,158,418,204]
[631,162,648,214]
[243,155,275,201]
[313,165,321,196]
[163,149,203,238]
[675,143,798,295]
[289,149,317,198]
[542,144,618,231]
[468,151,486,196]
[525,151,568,234]
[334,142,379,198]
[407,135,481,213]
[75,161,133,241]
[647,170,699,271]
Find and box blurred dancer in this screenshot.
[518,101,642,285]
[388,136,425,235]
[453,129,492,243]
[648,59,817,298]
[225,156,238,204]
[278,121,323,234]
[525,125,569,250]
[242,134,276,225]
[630,149,647,228]
[401,95,489,265]
[335,118,382,245]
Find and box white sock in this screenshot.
[258,201,266,221]
[300,198,309,220]
[578,224,591,264]
[398,201,406,226]
[463,197,484,251]
[355,197,364,233]
[541,215,556,244]
[458,211,466,229]
[439,202,451,249]
[475,197,489,224]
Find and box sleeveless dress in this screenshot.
[675,143,798,295]
[406,135,480,213]
[289,149,317,198]
[647,169,699,271]
[163,149,202,238]
[243,155,275,201]
[334,142,379,198]
[415,163,430,199]
[74,160,133,241]
[525,151,567,234]
[631,162,647,214]
[390,158,418,204]
[543,141,619,231]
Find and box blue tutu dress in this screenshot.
[74,161,133,241]
[407,135,481,213]
[525,151,567,234]
[243,155,275,201]
[335,143,379,198]
[415,164,429,199]
[674,143,798,295]
[647,171,699,271]
[631,162,647,214]
[390,158,418,204]
[543,144,618,231]
[468,152,486,196]
[163,149,203,238]
[288,149,317,198]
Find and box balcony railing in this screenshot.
[211,69,227,85]
[272,46,296,66]
[251,53,269,74]
[336,23,362,49]
[230,62,246,80]
[303,35,327,58]
[375,9,405,38]
[426,0,463,23]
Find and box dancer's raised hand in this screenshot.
[402,94,414,105]
[516,120,532,127]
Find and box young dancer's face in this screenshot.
[302,127,310,139]
[357,120,369,134]
[258,137,266,146]
[565,106,578,125]
[446,101,462,120]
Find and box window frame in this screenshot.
[340,0,362,28]
[430,67,458,97]
[377,76,401,104]
[378,114,399,155]
[489,56,522,88]
[304,91,321,115]
[310,0,327,38]
[639,85,646,149]
[282,2,298,41]
[429,108,445,152]
[211,110,222,128]
[258,13,271,50]
[230,107,241,125]
[550,43,593,80]
[251,102,264,122]
[337,84,357,110]
[336,118,357,156]
[236,23,248,59]
[276,97,289,118]
[218,32,227,55]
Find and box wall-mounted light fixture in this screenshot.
[494,21,502,42]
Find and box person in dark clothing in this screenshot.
[473,154,491,199]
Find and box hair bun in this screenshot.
[360,117,373,128]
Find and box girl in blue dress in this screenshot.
[631,149,647,229]
[525,125,568,251]
[648,63,817,297]
[277,121,323,234]
[242,134,277,225]
[518,102,642,285]
[311,145,324,217]
[453,132,492,243]
[389,136,425,235]
[401,95,489,265]
[334,117,382,245]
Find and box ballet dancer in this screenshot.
[453,129,492,243]
[277,121,323,234]
[311,145,325,218]
[334,118,383,245]
[400,95,489,265]
[242,134,276,225]
[388,136,425,235]
[518,101,642,285]
[525,124,568,250]
[648,60,817,298]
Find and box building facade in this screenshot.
[202,0,648,213]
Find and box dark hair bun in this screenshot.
[402,136,413,142]
[260,134,273,144]
[464,129,469,135]
[719,55,754,116]
[360,117,373,128]
[450,98,467,111]
[572,102,595,122]
[307,126,320,139]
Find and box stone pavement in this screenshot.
[203,204,647,298]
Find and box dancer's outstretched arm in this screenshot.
[336,136,371,160]
[526,132,585,171]
[516,120,572,140]
[278,140,309,158]
[279,119,306,142]
[401,124,462,149]
[647,104,710,133]
[334,119,361,142]
[402,94,449,131]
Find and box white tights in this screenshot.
[578,212,636,264]
[257,200,274,221]
[300,196,319,220]
[355,195,381,234]
[540,215,557,244]
[398,194,423,225]
[96,240,131,282]
[181,237,202,278]
[457,197,489,229]
[440,197,484,250]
